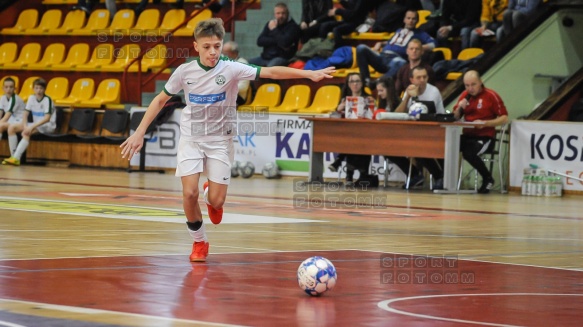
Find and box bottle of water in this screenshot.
[521,174,530,195]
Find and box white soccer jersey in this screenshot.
[164,56,260,142]
[0,93,25,123]
[26,95,56,132]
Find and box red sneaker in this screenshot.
[189,241,209,262]
[203,181,223,225]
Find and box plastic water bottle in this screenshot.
[521,174,529,195]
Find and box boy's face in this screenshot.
[194,36,223,68]
[2,81,15,97]
[33,84,45,99]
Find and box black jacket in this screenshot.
[257,18,301,60]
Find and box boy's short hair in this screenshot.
[194,18,225,40]
[33,78,47,89]
[3,77,15,86]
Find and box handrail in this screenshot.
[122,0,221,106]
[222,0,259,41]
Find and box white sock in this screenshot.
[8,134,18,156]
[13,139,29,161]
[187,222,208,242]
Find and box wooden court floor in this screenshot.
[1,165,583,327]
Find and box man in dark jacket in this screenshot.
[248,3,301,67]
[419,0,481,48]
[318,0,378,47]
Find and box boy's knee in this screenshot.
[183,188,199,201]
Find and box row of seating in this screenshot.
[1,8,211,36]
[42,0,219,4]
[239,84,341,114]
[0,42,167,72]
[0,75,121,108]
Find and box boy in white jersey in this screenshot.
[121,18,335,262]
[0,77,26,152]
[3,78,56,166]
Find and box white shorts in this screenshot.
[29,122,56,134]
[7,116,22,124]
[175,138,234,185]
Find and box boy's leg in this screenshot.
[181,173,210,262]
[3,124,25,164]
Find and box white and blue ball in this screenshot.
[408,102,428,120]
[262,162,280,179]
[231,160,241,177]
[297,256,337,296]
[238,161,255,178]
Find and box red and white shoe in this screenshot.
[189,241,209,262]
[203,181,223,225]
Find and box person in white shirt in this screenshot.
[395,66,445,189]
[3,78,55,166]
[121,18,334,262]
[0,77,26,151]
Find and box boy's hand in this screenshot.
[120,133,145,161]
[310,67,336,82]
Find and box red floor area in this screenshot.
[1,251,582,326]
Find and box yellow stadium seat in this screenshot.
[3,43,42,69]
[25,9,63,35]
[128,44,167,72]
[344,32,393,41]
[0,43,18,67]
[1,9,39,35]
[417,10,431,28]
[446,48,484,80]
[52,43,91,71]
[28,43,66,70]
[107,9,136,34]
[50,10,87,35]
[238,83,281,111]
[100,44,141,72]
[0,76,19,96]
[56,78,95,107]
[77,79,121,108]
[18,76,41,102]
[270,85,311,112]
[174,9,212,36]
[75,44,115,71]
[46,77,69,102]
[130,9,160,34]
[297,85,341,114]
[70,9,110,35]
[152,9,186,35]
[433,47,452,61]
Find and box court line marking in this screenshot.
[377,293,583,326]
[0,321,27,327]
[0,298,246,327]
[0,196,325,224]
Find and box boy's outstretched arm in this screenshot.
[120,91,170,161]
[260,66,336,82]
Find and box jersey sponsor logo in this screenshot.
[188,92,226,104]
[215,75,226,85]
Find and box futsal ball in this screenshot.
[238,161,255,178]
[408,102,428,120]
[262,162,280,179]
[231,161,241,178]
[297,256,337,296]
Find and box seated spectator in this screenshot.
[248,3,301,67]
[0,77,25,153]
[318,0,376,47]
[453,70,508,193]
[395,66,445,189]
[419,0,481,49]
[394,38,436,96]
[498,0,541,41]
[356,10,435,87]
[469,0,508,47]
[74,0,116,17]
[300,0,334,44]
[372,0,422,33]
[222,41,250,105]
[328,73,375,185]
[3,78,56,167]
